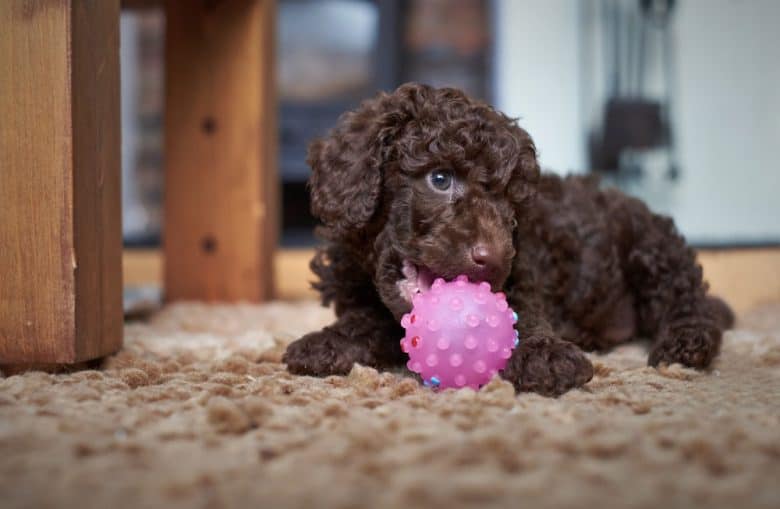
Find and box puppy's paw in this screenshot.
[648,324,721,369]
[282,329,374,377]
[501,336,593,397]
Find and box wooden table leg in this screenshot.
[164,0,278,302]
[0,1,123,365]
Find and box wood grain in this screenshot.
[164,0,278,302]
[0,0,122,364]
[71,0,124,361]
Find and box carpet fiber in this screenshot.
[2,301,779,509]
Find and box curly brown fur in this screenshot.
[282,83,733,397]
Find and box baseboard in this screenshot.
[124,247,780,314]
[696,248,780,314]
[123,248,319,301]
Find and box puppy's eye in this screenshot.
[428,170,453,192]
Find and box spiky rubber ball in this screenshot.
[400,275,519,390]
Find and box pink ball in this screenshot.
[400,275,519,390]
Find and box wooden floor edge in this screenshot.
[124,247,780,315]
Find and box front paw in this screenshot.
[283,329,373,377]
[501,336,593,397]
[648,324,721,369]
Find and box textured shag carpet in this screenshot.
[1,301,779,509]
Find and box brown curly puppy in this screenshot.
[283,83,734,396]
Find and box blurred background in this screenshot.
[120,0,780,252]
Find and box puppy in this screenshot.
[283,83,733,396]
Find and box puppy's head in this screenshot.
[308,83,540,312]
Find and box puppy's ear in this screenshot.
[507,127,541,209]
[307,92,407,240]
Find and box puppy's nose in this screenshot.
[470,244,501,271]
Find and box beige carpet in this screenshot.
[1,301,779,509]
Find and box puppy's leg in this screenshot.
[620,205,727,368]
[283,308,405,376]
[501,332,594,397]
[501,292,593,396]
[283,243,406,376]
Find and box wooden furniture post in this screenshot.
[164,0,278,302]
[0,0,123,365]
